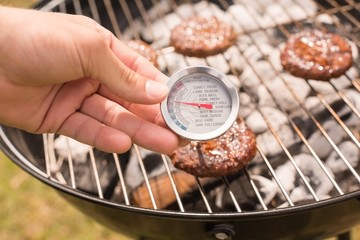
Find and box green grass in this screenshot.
[0,0,36,8]
[0,151,130,240]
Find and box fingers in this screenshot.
[58,111,133,153]
[62,14,168,82]
[110,39,168,83]
[88,44,168,104]
[77,93,179,154]
[63,14,169,105]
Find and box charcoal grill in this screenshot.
[1,0,360,239]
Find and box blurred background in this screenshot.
[0,151,125,240]
[0,0,359,240]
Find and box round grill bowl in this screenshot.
[1,126,360,240]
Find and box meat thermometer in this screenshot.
[161,66,240,141]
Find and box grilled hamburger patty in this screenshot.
[169,118,257,178]
[280,29,353,81]
[170,16,237,57]
[127,40,158,67]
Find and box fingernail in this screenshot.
[145,80,169,99]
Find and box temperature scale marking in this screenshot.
[161,66,240,141]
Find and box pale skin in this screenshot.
[0,6,185,154]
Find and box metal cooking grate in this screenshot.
[35,0,360,213]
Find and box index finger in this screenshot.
[111,39,168,83]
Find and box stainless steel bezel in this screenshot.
[161,66,240,141]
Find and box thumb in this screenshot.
[86,26,168,104]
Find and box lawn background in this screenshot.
[0,151,130,240]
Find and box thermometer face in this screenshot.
[161,66,239,141]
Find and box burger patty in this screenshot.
[170,16,237,57]
[127,40,158,67]
[169,118,257,178]
[280,29,353,81]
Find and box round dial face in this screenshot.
[161,66,239,141]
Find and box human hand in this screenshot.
[0,6,181,154]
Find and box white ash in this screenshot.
[175,3,194,19]
[145,13,182,48]
[293,0,317,16]
[302,120,347,159]
[157,52,187,73]
[251,175,278,206]
[240,64,264,90]
[340,89,360,126]
[257,124,299,157]
[229,0,317,32]
[213,174,276,210]
[227,75,241,90]
[278,187,330,208]
[274,161,296,196]
[257,85,277,109]
[246,107,288,134]
[185,57,207,68]
[246,110,267,134]
[129,0,321,69]
[240,3,275,30]
[145,0,172,21]
[349,41,359,60]
[238,92,256,119]
[262,107,288,129]
[289,187,310,203]
[286,5,308,21]
[304,96,321,110]
[258,75,311,112]
[223,46,246,74]
[315,14,334,25]
[308,80,337,95]
[249,31,276,48]
[206,54,230,74]
[268,47,282,71]
[243,44,274,64]
[326,141,359,174]
[235,35,253,52]
[247,61,276,82]
[139,2,231,49]
[227,5,259,33]
[302,94,338,119]
[331,67,358,90]
[125,147,175,189]
[136,12,182,48]
[281,74,311,105]
[345,89,360,110]
[54,135,89,163]
[275,153,335,202]
[294,153,334,197]
[266,4,291,24]
[214,185,226,209]
[249,2,277,28]
[193,2,233,24]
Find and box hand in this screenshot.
[0,6,181,154]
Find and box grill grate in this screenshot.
[35,0,360,214]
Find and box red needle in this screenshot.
[175,101,213,109]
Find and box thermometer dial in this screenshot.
[161,66,239,141]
